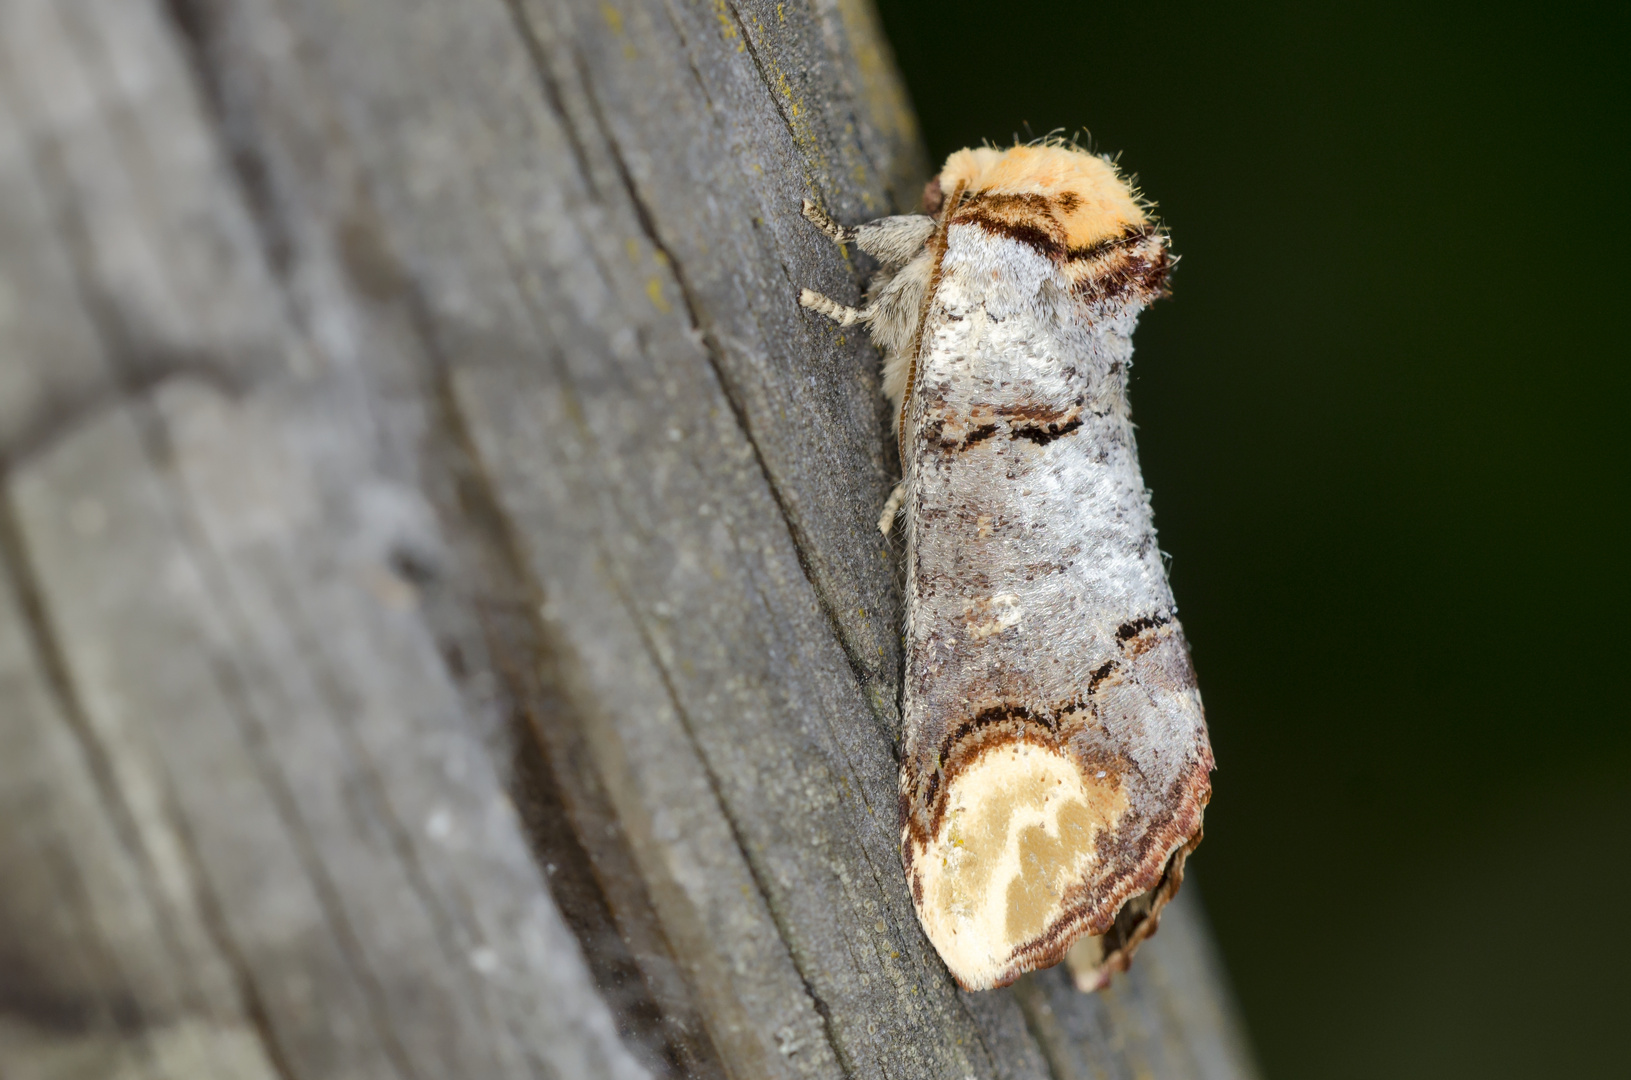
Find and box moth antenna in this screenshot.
[799,288,872,327]
[801,198,855,244]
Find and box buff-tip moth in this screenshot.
[799,142,1214,991]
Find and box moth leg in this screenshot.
[803,199,935,268]
[802,198,855,244]
[799,288,873,327]
[1065,935,1111,993]
[877,479,907,536]
[853,214,936,267]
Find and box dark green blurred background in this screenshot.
[872,1,1629,1076]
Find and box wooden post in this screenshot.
[0,0,1259,1076]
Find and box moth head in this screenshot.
[934,142,1149,251]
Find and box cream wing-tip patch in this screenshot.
[907,741,1129,990]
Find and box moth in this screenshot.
[799,143,1214,991]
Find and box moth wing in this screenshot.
[899,218,1211,991]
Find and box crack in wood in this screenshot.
[191,627,426,1080]
[605,563,849,1077]
[422,344,729,1080]
[0,362,243,475]
[145,758,309,1080]
[160,0,296,283]
[500,0,603,201]
[0,491,303,1080]
[574,51,900,743]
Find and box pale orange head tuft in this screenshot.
[938,143,1148,250]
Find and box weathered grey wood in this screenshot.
[0,0,1260,1078]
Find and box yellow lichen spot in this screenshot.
[601,3,636,58]
[713,0,743,50]
[625,237,641,263]
[646,277,671,313]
